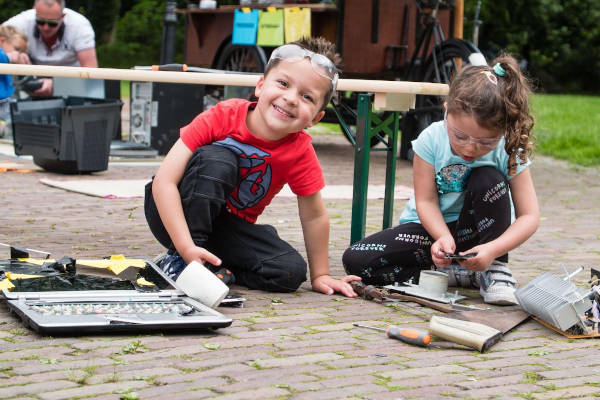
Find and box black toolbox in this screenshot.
[11,96,122,173]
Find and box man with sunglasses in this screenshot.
[3,0,97,96]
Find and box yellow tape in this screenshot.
[136,277,155,287]
[6,272,43,280]
[16,255,146,275]
[0,279,15,290]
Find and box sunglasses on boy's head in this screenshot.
[35,17,61,27]
[268,44,339,91]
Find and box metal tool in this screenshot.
[381,296,430,316]
[515,270,592,333]
[447,299,489,311]
[353,323,431,347]
[0,242,51,259]
[385,270,467,304]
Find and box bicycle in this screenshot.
[199,0,485,159]
[330,0,485,159]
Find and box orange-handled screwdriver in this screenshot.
[353,323,431,347]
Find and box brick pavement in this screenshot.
[1,134,599,399]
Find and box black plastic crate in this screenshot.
[11,96,122,173]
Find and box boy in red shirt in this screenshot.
[145,37,360,297]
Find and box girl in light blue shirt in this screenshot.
[343,54,539,305]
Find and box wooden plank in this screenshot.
[373,92,415,111]
[0,64,449,97]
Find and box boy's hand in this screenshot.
[180,245,221,268]
[312,274,362,297]
[430,235,456,268]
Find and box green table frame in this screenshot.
[333,93,401,245]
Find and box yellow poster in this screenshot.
[284,7,311,43]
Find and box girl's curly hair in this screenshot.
[446,53,535,175]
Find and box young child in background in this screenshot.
[145,37,361,297]
[343,54,539,305]
[0,25,29,136]
[0,25,29,95]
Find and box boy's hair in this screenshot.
[264,36,342,110]
[0,25,28,53]
[446,53,535,176]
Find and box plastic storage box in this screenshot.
[11,96,122,173]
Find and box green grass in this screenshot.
[307,121,342,136]
[115,84,598,167]
[531,94,600,166]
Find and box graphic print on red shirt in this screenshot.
[180,99,325,223]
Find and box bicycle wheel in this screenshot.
[212,43,267,101]
[399,38,485,160]
[215,43,267,72]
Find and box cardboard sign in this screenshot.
[232,8,259,45]
[284,7,311,43]
[257,7,284,47]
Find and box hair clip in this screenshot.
[481,70,498,85]
[493,63,506,77]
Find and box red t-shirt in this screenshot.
[180,98,325,223]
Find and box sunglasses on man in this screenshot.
[36,18,61,27]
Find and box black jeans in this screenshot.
[145,144,307,292]
[342,167,511,286]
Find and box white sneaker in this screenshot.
[479,261,518,305]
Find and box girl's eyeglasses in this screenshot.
[444,111,502,150]
[268,44,338,91]
[36,18,61,27]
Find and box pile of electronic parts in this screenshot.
[515,266,599,337]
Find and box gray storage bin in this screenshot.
[11,96,122,173]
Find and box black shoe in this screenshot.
[208,265,235,286]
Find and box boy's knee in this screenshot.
[180,145,239,199]
[185,145,239,186]
[261,253,307,292]
[277,255,308,292]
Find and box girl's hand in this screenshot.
[430,235,456,268]
[457,245,495,272]
[312,274,361,297]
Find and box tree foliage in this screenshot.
[97,0,186,68]
[66,0,121,44]
[464,0,600,93]
[0,0,33,23]
[2,0,597,92]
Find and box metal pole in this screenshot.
[382,112,399,229]
[350,93,372,244]
[473,0,482,47]
[453,0,464,39]
[160,1,178,65]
